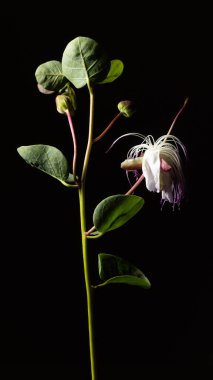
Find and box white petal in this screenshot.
[143,148,161,192]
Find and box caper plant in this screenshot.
[17,36,187,380]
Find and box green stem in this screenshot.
[79,86,97,380]
[79,189,96,380]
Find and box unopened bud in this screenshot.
[117,100,136,118]
[56,94,76,115]
[64,85,77,113]
[121,157,143,170]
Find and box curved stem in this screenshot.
[125,173,145,195]
[81,88,95,183]
[166,97,189,136]
[66,110,77,181]
[93,112,122,143]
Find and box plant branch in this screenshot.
[166,97,189,136]
[85,225,96,236]
[66,110,77,181]
[125,173,145,195]
[93,112,122,142]
[81,87,95,183]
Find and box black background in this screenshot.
[1,3,212,379]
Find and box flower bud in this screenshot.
[117,100,136,117]
[121,157,143,170]
[55,87,76,116]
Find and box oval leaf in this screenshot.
[35,60,68,92]
[93,194,144,233]
[62,36,110,88]
[94,253,151,289]
[98,60,124,84]
[17,144,70,184]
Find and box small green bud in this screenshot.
[64,85,77,113]
[117,100,136,118]
[56,93,76,115]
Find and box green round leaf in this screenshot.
[35,60,68,92]
[17,144,70,183]
[93,194,144,233]
[62,36,110,89]
[98,59,124,84]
